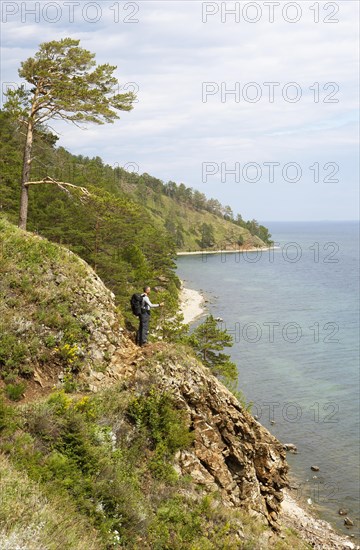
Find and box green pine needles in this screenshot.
[189,315,237,383]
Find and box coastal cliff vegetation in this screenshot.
[0,218,311,549]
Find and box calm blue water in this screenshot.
[177,221,359,539]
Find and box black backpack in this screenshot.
[130,293,144,316]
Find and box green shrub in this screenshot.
[62,373,78,393]
[157,313,190,343]
[44,334,57,348]
[0,334,27,372]
[2,373,17,385]
[4,382,26,401]
[0,397,17,433]
[127,388,194,480]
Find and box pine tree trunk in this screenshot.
[18,119,34,230]
[94,217,99,271]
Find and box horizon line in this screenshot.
[260,219,359,223]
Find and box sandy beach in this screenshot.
[177,246,278,256]
[179,285,205,325]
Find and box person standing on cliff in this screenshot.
[137,285,164,347]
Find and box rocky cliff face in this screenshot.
[87,343,288,530]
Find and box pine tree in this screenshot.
[190,315,237,383]
[4,38,136,230]
[199,223,215,248]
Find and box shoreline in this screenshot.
[178,284,205,325]
[177,285,359,548]
[177,246,278,256]
[281,489,358,549]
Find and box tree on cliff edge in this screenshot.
[4,38,136,230]
[190,315,237,383]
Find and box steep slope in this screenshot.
[0,217,131,398]
[0,454,102,550]
[0,219,303,549]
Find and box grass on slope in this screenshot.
[0,452,102,550]
[0,217,120,397]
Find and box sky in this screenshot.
[0,0,359,221]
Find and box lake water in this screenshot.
[177,221,359,539]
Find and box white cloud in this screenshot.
[0,0,358,220]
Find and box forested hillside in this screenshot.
[0,110,271,313]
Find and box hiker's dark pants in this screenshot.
[137,311,150,345]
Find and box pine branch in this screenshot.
[25,176,91,201]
